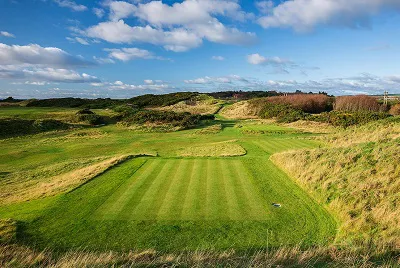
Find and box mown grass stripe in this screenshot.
[213,159,229,220]
[115,159,168,219]
[144,159,182,219]
[98,159,157,220]
[233,160,268,220]
[180,159,202,220]
[165,159,194,220]
[205,159,219,220]
[156,159,190,220]
[129,160,175,220]
[218,159,242,220]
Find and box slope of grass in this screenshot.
[271,120,400,251]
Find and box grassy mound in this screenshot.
[178,141,246,157]
[151,95,222,115]
[219,101,259,119]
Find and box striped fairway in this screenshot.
[96,158,270,221]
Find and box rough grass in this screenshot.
[271,125,400,250]
[1,244,398,267]
[178,141,246,157]
[319,117,400,147]
[219,101,259,119]
[0,219,16,244]
[152,100,221,115]
[0,155,132,205]
[194,124,222,134]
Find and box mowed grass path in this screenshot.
[96,159,268,221]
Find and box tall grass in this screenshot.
[271,118,400,251]
[1,244,397,267]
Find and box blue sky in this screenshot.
[1,0,400,98]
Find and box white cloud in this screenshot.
[107,1,137,21]
[184,74,248,84]
[92,80,174,91]
[66,36,90,45]
[82,1,256,52]
[212,56,224,61]
[0,31,15,38]
[104,47,168,61]
[255,1,274,14]
[247,54,290,65]
[0,43,98,84]
[53,0,87,12]
[0,43,94,68]
[93,56,115,64]
[1,67,100,83]
[86,20,202,52]
[106,0,252,24]
[93,7,105,18]
[257,0,400,31]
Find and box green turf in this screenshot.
[0,107,337,252]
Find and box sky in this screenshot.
[1,0,400,99]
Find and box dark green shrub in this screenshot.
[0,119,69,138]
[122,110,214,129]
[259,102,309,123]
[129,92,198,108]
[314,111,391,128]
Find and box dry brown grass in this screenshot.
[151,100,221,115]
[0,244,397,267]
[318,118,400,147]
[0,155,132,205]
[219,101,259,119]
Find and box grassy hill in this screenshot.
[272,118,400,252]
